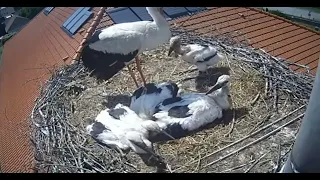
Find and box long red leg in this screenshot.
[127,65,139,88]
[135,56,147,87]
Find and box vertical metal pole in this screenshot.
[280,59,320,173]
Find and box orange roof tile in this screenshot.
[0,7,319,172]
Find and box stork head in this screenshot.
[206,75,230,95]
[168,36,181,56]
[206,75,232,110]
[141,120,175,140]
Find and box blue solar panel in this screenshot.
[129,7,152,21]
[69,11,93,35]
[107,7,141,24]
[62,7,93,36]
[43,7,55,16]
[185,7,207,13]
[163,7,189,18]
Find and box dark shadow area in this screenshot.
[150,106,248,143]
[204,106,249,128]
[195,66,231,93]
[102,94,131,108]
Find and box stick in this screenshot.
[171,105,305,172]
[273,141,282,173]
[244,151,270,173]
[220,159,255,173]
[224,53,235,74]
[202,114,303,169]
[250,93,260,106]
[174,67,198,75]
[224,108,235,137]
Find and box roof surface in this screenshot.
[0,7,319,172]
[5,15,30,32]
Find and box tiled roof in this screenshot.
[4,15,30,33]
[0,7,319,172]
[0,7,103,172]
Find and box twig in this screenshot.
[250,92,260,106]
[192,151,202,173]
[247,114,271,135]
[224,108,235,137]
[244,151,270,173]
[273,141,282,173]
[178,76,198,82]
[41,163,93,172]
[224,53,235,74]
[220,159,255,173]
[174,67,198,75]
[202,113,304,169]
[169,61,181,78]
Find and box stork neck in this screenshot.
[212,95,230,110]
[147,8,168,27]
[208,87,230,110]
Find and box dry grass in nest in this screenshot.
[30,28,313,173]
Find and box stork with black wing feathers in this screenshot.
[168,36,225,77]
[150,75,232,142]
[81,7,171,88]
[86,103,174,172]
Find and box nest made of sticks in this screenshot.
[30,28,314,173]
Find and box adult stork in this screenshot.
[150,75,232,142]
[130,81,181,120]
[81,7,171,88]
[168,36,225,77]
[86,103,174,172]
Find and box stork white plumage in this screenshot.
[168,36,225,77]
[150,75,232,142]
[86,103,174,171]
[130,81,181,120]
[81,7,171,88]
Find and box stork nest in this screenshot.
[30,28,313,173]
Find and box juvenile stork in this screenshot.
[86,104,174,172]
[168,36,225,77]
[81,7,171,88]
[150,75,232,142]
[130,81,180,120]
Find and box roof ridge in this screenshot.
[248,7,320,35]
[72,7,107,62]
[5,16,16,32]
[14,15,29,20]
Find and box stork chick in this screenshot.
[86,104,174,172]
[130,81,181,120]
[150,75,232,142]
[168,36,225,77]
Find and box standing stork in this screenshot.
[130,81,181,120]
[150,75,232,142]
[81,7,171,88]
[86,104,174,172]
[168,36,225,77]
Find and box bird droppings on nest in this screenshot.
[30,28,313,173]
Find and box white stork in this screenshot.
[81,7,171,87]
[86,103,174,172]
[168,36,225,77]
[130,81,181,120]
[150,75,232,142]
